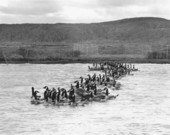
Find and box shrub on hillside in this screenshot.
[10,54,24,60]
[17,47,28,58]
[0,49,4,61]
[64,50,81,58]
[147,51,169,59]
[72,50,81,57]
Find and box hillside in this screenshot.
[0,17,170,63]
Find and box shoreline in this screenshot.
[0,58,170,64]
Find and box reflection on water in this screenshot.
[0,64,170,135]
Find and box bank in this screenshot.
[0,57,170,64]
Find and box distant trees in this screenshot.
[0,49,4,61]
[72,50,81,57]
[17,47,28,58]
[64,50,81,58]
[16,47,81,61]
[147,51,169,59]
[17,47,36,60]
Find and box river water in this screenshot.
[0,64,170,135]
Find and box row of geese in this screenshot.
[31,62,138,106]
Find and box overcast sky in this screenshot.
[0,0,169,23]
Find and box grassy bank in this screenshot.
[1,57,170,64]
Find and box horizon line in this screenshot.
[0,16,169,25]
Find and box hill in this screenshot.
[0,17,170,63]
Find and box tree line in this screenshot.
[0,47,81,62]
[147,50,170,59]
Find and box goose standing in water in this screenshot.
[57,87,61,102]
[80,77,84,87]
[61,88,68,100]
[74,80,80,89]
[31,87,40,100]
[51,88,57,104]
[68,85,75,104]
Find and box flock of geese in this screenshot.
[31,62,138,106]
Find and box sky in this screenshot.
[0,0,169,24]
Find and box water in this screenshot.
[0,64,170,135]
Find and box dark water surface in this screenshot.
[0,64,170,135]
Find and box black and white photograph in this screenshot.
[0,0,170,135]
